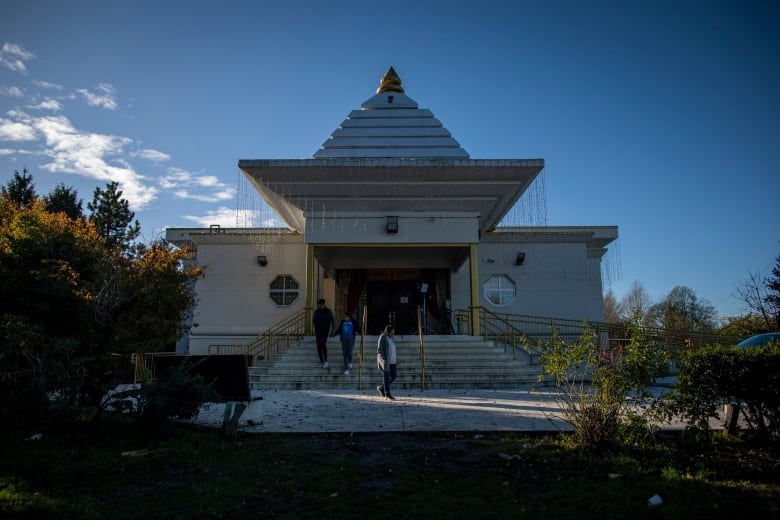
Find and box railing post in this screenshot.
[358,304,367,391]
[417,305,426,391]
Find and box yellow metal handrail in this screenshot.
[417,305,426,390]
[131,351,185,384]
[209,308,307,362]
[358,304,368,390]
[454,308,740,364]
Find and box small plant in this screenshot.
[136,360,218,424]
[530,319,668,450]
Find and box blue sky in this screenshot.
[1,0,778,319]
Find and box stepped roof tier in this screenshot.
[239,68,544,234]
[314,67,469,159]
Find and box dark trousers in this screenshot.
[381,364,397,396]
[341,338,355,370]
[315,331,329,363]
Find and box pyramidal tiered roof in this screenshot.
[313,67,469,159]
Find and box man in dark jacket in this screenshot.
[312,298,335,368]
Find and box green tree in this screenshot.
[2,168,37,208]
[718,313,770,340]
[96,240,203,354]
[0,186,203,427]
[87,181,141,251]
[0,193,109,423]
[651,285,716,332]
[45,182,84,220]
[0,196,106,340]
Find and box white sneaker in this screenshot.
[322,361,329,369]
[347,363,353,369]
[343,370,350,375]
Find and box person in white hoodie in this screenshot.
[376,324,398,400]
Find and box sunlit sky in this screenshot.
[1,0,778,318]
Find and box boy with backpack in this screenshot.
[333,312,358,375]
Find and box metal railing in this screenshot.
[357,305,368,390]
[131,352,185,384]
[209,308,307,362]
[416,305,426,390]
[454,308,740,365]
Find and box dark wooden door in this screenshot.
[367,281,419,334]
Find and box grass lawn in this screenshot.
[1,416,778,519]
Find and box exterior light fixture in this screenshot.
[515,252,526,266]
[386,216,399,234]
[257,255,268,266]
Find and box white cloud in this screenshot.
[0,43,34,74]
[131,148,170,162]
[160,167,236,202]
[32,79,63,90]
[29,99,62,111]
[172,188,235,202]
[76,83,117,110]
[1,110,158,208]
[0,86,24,97]
[184,208,283,229]
[0,148,16,155]
[183,207,238,228]
[0,116,37,141]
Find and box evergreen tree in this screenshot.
[1,168,37,208]
[45,182,84,220]
[765,254,780,330]
[87,181,141,251]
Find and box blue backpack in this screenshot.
[342,320,354,338]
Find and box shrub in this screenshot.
[666,344,780,440]
[137,360,219,424]
[531,321,668,450]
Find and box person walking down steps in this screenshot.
[333,312,358,375]
[312,298,335,368]
[376,324,398,400]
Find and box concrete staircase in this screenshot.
[248,334,547,390]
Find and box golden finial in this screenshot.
[376,66,404,94]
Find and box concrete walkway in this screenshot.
[188,384,692,434]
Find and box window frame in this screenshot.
[269,274,300,307]
[483,273,516,307]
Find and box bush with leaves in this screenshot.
[664,344,780,440]
[1,174,203,429]
[137,361,219,424]
[530,321,669,450]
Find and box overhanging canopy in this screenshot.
[238,158,544,234]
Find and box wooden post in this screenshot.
[723,403,740,435]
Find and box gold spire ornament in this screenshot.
[376,66,404,94]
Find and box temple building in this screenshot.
[166,68,618,354]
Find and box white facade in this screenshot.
[166,68,618,354]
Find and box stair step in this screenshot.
[242,335,545,390]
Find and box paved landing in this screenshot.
[188,385,695,434]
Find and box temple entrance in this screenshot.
[366,280,419,335]
[335,267,451,335]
